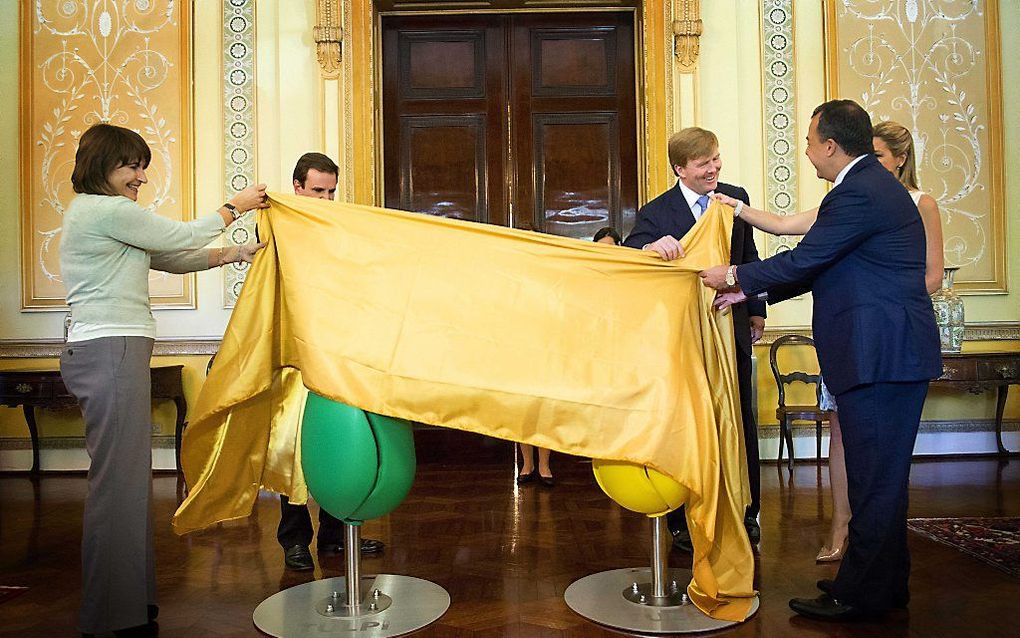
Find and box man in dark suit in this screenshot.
[278,153,385,570]
[624,127,766,551]
[701,100,942,620]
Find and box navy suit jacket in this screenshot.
[624,181,765,356]
[736,155,941,395]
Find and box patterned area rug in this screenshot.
[0,586,28,605]
[908,517,1020,579]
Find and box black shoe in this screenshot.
[538,474,555,488]
[817,578,834,595]
[284,544,314,571]
[113,621,159,637]
[816,579,908,609]
[744,515,761,544]
[516,470,537,485]
[148,605,159,622]
[319,539,386,555]
[789,593,877,621]
[670,527,693,554]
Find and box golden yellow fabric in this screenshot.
[173,193,755,620]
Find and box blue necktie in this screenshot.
[694,194,710,219]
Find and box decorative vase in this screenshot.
[930,267,964,353]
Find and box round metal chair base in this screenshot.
[564,567,759,634]
[253,574,449,637]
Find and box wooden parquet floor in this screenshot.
[1,457,1018,637]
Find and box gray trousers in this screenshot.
[60,336,156,634]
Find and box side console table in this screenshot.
[0,365,187,473]
[934,352,1019,456]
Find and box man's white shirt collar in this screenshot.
[676,178,713,219]
[833,154,868,187]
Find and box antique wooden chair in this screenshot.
[769,334,829,471]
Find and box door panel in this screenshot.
[400,115,488,221]
[533,27,614,95]
[533,113,618,236]
[383,16,507,224]
[511,13,637,239]
[382,12,636,240]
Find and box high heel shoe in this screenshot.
[815,539,848,563]
[516,470,536,485]
[538,473,555,488]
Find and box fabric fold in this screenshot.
[173,193,755,620]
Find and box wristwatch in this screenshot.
[725,265,737,287]
[222,202,241,221]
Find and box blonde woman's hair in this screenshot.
[873,120,919,191]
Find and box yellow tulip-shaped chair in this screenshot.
[563,460,756,633]
[253,393,449,638]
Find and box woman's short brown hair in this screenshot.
[667,127,719,175]
[71,124,152,195]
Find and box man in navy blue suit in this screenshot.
[624,127,766,551]
[701,100,942,620]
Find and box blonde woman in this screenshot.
[713,120,942,562]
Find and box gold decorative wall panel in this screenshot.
[20,1,194,309]
[826,0,1005,292]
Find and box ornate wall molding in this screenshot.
[672,0,701,72]
[20,1,194,309]
[825,0,1006,292]
[2,320,1015,359]
[222,0,257,307]
[760,0,799,257]
[757,322,1020,346]
[0,339,221,359]
[315,0,343,79]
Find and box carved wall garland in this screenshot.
[315,0,344,79]
[222,0,257,307]
[672,0,701,72]
[761,0,799,257]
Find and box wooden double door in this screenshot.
[382,12,638,240]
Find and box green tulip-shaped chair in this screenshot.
[253,393,449,637]
[563,459,757,633]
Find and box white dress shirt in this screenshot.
[676,179,713,221]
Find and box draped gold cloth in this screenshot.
[173,193,755,621]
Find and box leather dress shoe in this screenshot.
[319,538,386,555]
[670,527,693,554]
[113,621,159,637]
[81,607,160,637]
[284,544,314,571]
[817,579,908,609]
[744,515,761,544]
[817,578,834,595]
[789,593,875,621]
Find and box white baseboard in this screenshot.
[1,420,1016,472]
[759,419,1020,461]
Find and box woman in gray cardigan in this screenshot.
[60,123,267,638]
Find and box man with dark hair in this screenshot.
[278,152,385,571]
[624,127,766,552]
[701,99,941,620]
[292,152,340,198]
